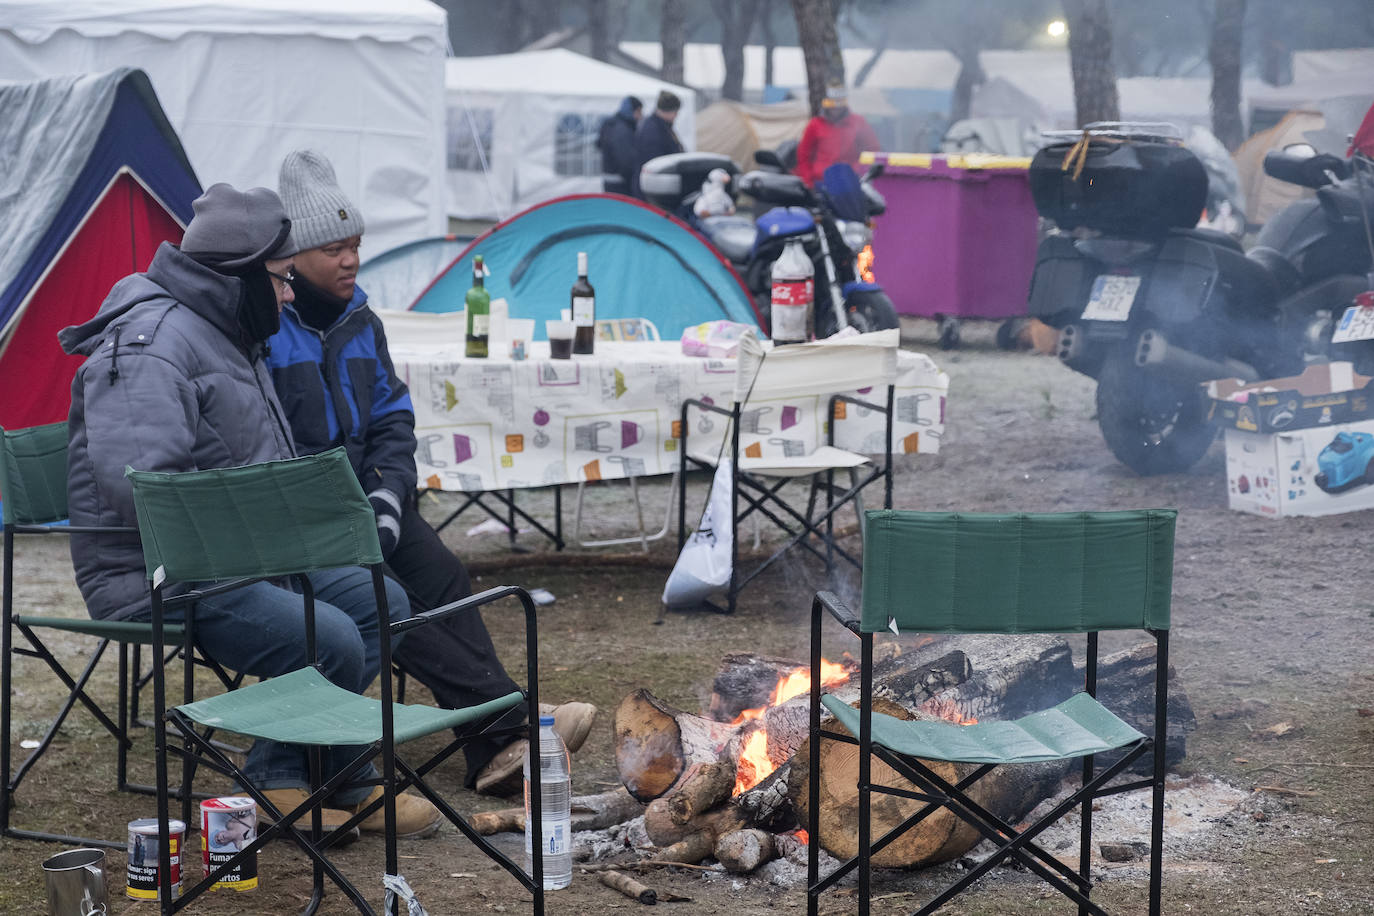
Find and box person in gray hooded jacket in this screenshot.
[59,182,441,839]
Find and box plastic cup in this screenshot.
[547,319,574,359]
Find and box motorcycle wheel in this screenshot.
[814,288,900,338]
[1095,354,1217,476]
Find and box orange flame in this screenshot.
[731,659,851,794]
[792,828,809,845]
[921,697,978,726]
[857,243,875,283]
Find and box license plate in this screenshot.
[1081,274,1141,322]
[1331,304,1374,343]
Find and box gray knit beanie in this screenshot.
[180,183,295,270]
[278,149,365,252]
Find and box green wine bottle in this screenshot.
[465,255,490,358]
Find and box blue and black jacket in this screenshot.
[266,286,417,508]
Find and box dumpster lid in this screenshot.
[862,151,1031,171]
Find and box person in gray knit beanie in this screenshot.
[267,150,598,801]
[278,149,364,254]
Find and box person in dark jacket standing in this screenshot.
[268,150,595,796]
[597,95,641,194]
[59,183,441,839]
[630,90,684,198]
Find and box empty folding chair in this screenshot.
[574,317,677,550]
[808,508,1177,915]
[677,329,899,612]
[1,422,234,847]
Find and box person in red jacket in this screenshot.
[796,82,880,187]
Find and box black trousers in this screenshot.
[385,498,524,785]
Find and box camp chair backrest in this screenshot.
[732,328,899,405]
[860,509,1175,634]
[0,423,70,526]
[126,448,382,585]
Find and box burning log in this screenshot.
[714,828,776,873]
[645,796,747,849]
[666,761,736,825]
[614,689,743,801]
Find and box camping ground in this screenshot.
[3,317,1371,914]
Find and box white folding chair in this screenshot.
[574,318,677,550]
[677,329,900,612]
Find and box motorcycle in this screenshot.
[1025,122,1374,475]
[638,150,899,338]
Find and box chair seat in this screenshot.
[822,692,1145,765]
[14,615,186,646]
[689,445,871,478]
[176,667,524,746]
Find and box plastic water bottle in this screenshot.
[523,715,572,890]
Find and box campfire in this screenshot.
[472,635,1195,884]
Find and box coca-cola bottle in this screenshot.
[770,239,814,345]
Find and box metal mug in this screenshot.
[42,848,109,916]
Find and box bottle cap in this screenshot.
[538,715,556,726]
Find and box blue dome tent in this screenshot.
[411,194,760,339]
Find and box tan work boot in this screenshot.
[474,739,526,797]
[344,786,442,838]
[259,788,361,846]
[539,701,599,754]
[475,703,599,797]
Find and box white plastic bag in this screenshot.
[662,459,734,607]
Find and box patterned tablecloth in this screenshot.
[384,321,949,493]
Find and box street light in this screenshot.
[1047,19,1067,38]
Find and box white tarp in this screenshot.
[445,49,696,221]
[0,0,449,256]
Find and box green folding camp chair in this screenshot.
[807,509,1176,916]
[129,448,545,915]
[0,422,239,847]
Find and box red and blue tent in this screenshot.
[0,67,201,429]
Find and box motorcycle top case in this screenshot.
[1029,137,1208,238]
[736,170,812,208]
[639,152,738,212]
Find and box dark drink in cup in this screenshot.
[550,336,573,359]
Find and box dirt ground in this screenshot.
[4,316,1373,914]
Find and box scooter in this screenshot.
[1026,122,1374,475]
[640,150,899,338]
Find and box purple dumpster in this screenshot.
[864,152,1038,344]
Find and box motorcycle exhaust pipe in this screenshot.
[1134,329,1260,383]
[1057,324,1084,364]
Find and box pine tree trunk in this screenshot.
[1209,0,1247,150]
[1062,0,1120,126]
[660,0,686,85]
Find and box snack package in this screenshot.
[681,320,754,358]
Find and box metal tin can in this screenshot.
[126,817,184,900]
[201,796,258,891]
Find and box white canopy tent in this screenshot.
[445,49,696,221]
[0,0,449,256]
